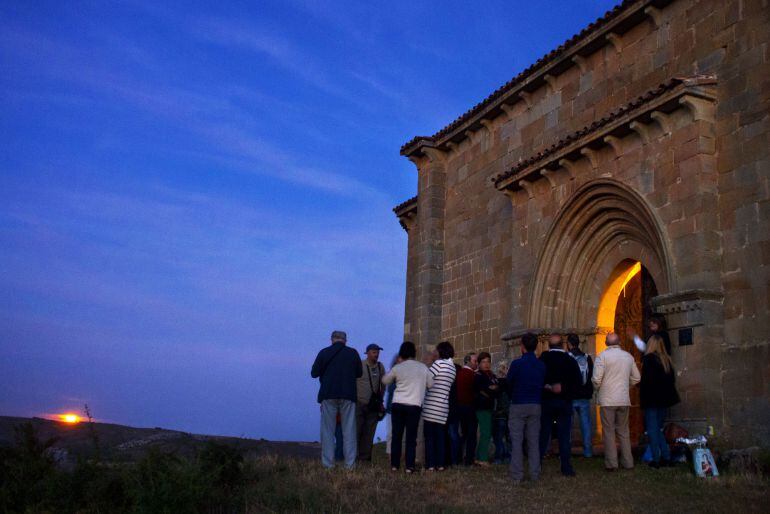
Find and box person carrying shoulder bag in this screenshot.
[356,343,386,462]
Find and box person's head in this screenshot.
[477,352,492,372]
[549,333,563,349]
[331,330,347,344]
[496,361,508,378]
[606,332,621,346]
[464,352,478,370]
[648,315,666,333]
[521,332,538,354]
[423,349,436,365]
[646,334,672,373]
[436,341,455,360]
[365,344,383,363]
[398,341,416,360]
[567,333,580,350]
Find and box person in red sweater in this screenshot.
[456,352,478,466]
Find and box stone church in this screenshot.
[393,0,768,447]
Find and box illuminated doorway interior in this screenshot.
[594,259,658,444]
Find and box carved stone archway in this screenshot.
[527,179,674,333]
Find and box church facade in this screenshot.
[393,0,769,447]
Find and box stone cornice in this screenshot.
[492,76,717,193]
[401,0,674,159]
[652,289,724,313]
[393,195,418,232]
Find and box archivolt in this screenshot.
[527,179,673,331]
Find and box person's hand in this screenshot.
[626,327,637,339]
[489,384,499,390]
[551,383,562,394]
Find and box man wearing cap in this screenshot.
[356,343,385,462]
[311,330,363,469]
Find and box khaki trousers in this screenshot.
[600,406,634,469]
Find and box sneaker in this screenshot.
[405,468,414,474]
[647,461,660,469]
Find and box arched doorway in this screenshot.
[596,259,659,443]
[525,179,674,449]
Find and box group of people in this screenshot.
[311,316,680,482]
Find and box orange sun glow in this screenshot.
[59,413,81,424]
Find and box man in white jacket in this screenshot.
[592,332,641,471]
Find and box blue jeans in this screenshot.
[644,407,671,463]
[334,423,344,461]
[321,399,356,469]
[572,399,593,457]
[493,417,510,462]
[447,418,461,466]
[539,398,574,475]
[424,420,446,469]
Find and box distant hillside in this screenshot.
[0,415,319,463]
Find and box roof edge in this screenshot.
[401,0,675,154]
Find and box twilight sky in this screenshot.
[1,0,618,441]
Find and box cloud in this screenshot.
[1,24,389,201]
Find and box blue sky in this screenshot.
[1,0,619,441]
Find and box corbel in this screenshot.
[500,102,517,120]
[644,6,663,28]
[518,90,533,108]
[446,141,460,154]
[543,74,558,95]
[540,168,558,188]
[519,179,535,199]
[407,154,424,169]
[603,135,625,158]
[558,158,579,179]
[480,119,495,136]
[650,111,674,134]
[400,212,417,232]
[465,129,480,146]
[421,146,447,164]
[580,147,600,169]
[571,54,588,73]
[679,95,716,122]
[606,32,623,53]
[629,120,652,144]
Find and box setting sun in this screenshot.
[59,413,80,424]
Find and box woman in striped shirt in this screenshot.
[422,341,457,471]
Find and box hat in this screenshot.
[331,330,347,342]
[366,343,383,352]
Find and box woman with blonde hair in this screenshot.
[640,334,680,468]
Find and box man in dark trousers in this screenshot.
[311,330,363,469]
[355,343,385,463]
[507,332,546,483]
[539,333,582,476]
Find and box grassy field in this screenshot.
[246,451,769,513]
[2,419,768,513]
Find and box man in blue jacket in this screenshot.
[311,330,363,469]
[506,332,546,483]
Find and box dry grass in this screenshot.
[242,450,770,513]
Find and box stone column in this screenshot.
[412,146,447,357]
